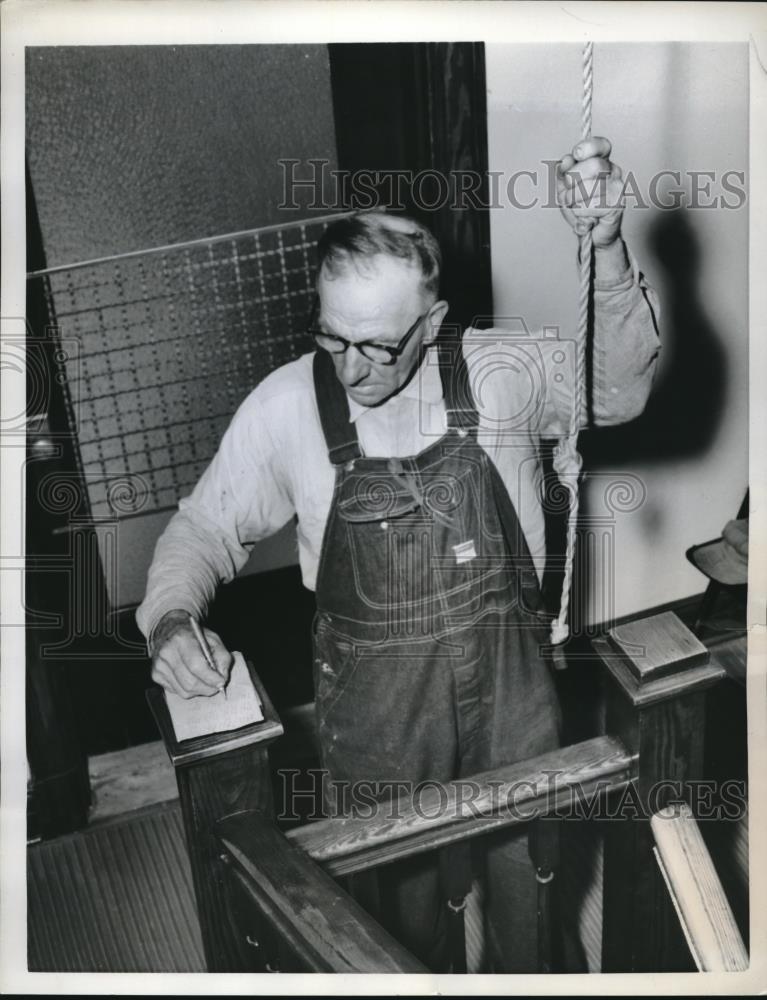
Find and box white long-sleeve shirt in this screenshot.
[136,253,660,643]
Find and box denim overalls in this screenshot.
[311,344,561,971]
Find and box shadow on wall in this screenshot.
[541,207,734,627]
[582,208,729,467]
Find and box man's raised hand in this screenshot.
[556,136,625,248]
[150,609,233,699]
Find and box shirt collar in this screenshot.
[346,346,444,422]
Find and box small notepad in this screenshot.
[164,651,264,742]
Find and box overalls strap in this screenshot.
[437,337,480,431]
[313,338,479,465]
[312,349,363,466]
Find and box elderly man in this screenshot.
[137,137,660,971]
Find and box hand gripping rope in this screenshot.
[550,41,594,649]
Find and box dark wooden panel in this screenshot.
[416,42,492,331]
[149,661,286,970]
[26,637,91,839]
[218,811,427,973]
[329,42,492,332]
[25,163,92,838]
[707,632,747,686]
[169,731,282,972]
[601,655,725,709]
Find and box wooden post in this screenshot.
[595,611,726,972]
[147,663,283,972]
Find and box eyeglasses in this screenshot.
[307,298,428,366]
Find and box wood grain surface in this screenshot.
[606,611,710,682]
[218,811,427,973]
[651,802,748,971]
[287,735,634,878]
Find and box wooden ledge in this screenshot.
[147,660,283,767]
[593,637,725,708]
[286,735,635,878]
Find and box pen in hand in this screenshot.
[189,615,227,698]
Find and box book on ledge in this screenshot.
[164,650,264,742]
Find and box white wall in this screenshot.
[486,42,748,622]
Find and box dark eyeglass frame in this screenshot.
[306,297,429,366]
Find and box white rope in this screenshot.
[550,40,594,648]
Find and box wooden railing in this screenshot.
[219,811,426,973]
[149,610,736,974]
[651,802,748,972]
[284,736,633,876]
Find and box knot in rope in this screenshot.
[573,217,598,238]
[551,435,584,484]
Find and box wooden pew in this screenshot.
[149,609,735,974]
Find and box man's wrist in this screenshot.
[148,608,193,657]
[592,238,633,290]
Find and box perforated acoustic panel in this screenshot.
[26,46,338,268]
[32,215,352,520]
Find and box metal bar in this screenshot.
[27,210,358,279]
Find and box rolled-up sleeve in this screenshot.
[591,245,661,425]
[534,245,661,437]
[135,390,295,645]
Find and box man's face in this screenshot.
[317,254,442,408]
